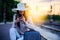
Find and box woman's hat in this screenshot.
[12,3,27,12]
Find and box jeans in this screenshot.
[9,27,24,40]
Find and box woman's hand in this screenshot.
[17,36,24,40]
[15,18,20,25]
[16,18,20,22]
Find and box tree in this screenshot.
[0,0,3,22]
[0,0,19,22]
[6,0,19,22]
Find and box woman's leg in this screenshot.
[9,28,16,40]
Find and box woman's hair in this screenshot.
[16,11,22,19]
[15,10,26,28]
[15,11,21,27]
[16,10,27,20]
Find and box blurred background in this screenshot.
[0,0,60,23]
[0,0,60,40]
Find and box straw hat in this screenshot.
[12,3,27,12]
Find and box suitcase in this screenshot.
[24,31,41,40]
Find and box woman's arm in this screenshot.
[12,14,20,27]
[12,14,16,27]
[25,16,36,29]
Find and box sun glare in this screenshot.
[21,0,60,25]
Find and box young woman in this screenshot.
[9,3,30,40]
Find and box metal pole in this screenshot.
[50,3,53,23]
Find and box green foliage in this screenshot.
[0,0,19,22]
[47,15,60,21]
[6,0,19,21]
[0,0,3,22]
